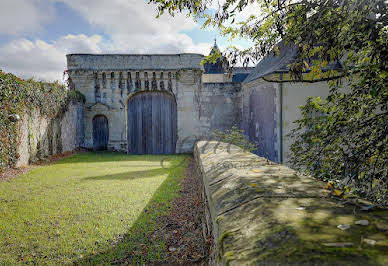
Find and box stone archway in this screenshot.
[92,115,109,151]
[127,91,177,154]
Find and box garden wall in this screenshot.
[0,71,85,170]
[16,101,84,167]
[194,141,388,265]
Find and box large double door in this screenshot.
[127,92,177,154]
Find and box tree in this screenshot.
[149,0,388,204]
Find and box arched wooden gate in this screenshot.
[92,115,109,151]
[127,92,177,154]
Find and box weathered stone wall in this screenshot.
[67,54,242,153]
[281,81,330,164]
[16,101,84,167]
[194,141,388,265]
[200,82,241,132]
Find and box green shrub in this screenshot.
[289,95,388,205]
[213,126,256,153]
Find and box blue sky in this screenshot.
[0,0,254,82]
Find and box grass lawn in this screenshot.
[0,152,189,265]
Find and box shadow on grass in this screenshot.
[53,151,182,164]
[53,152,191,178]
[82,168,168,181]
[73,155,191,265]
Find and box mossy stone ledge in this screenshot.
[194,141,388,265]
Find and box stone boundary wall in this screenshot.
[16,101,84,167]
[194,141,388,265]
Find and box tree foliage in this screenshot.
[149,0,388,204]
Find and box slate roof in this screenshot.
[232,73,250,82]
[232,67,254,74]
[243,41,342,83]
[244,42,299,83]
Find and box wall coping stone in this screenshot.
[194,141,388,265]
[66,54,204,71]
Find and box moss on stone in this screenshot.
[216,215,224,223]
[218,231,233,247]
[218,231,235,260]
[196,141,388,265]
[252,238,380,265]
[247,215,388,265]
[223,251,235,262]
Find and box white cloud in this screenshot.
[56,34,103,53]
[0,0,55,35]
[58,0,205,53]
[0,0,219,81]
[0,34,103,81]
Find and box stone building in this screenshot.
[67,41,341,164]
[66,42,248,154]
[241,41,343,164]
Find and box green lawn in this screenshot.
[0,152,189,265]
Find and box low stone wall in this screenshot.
[194,141,388,265]
[16,101,84,167]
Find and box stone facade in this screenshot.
[67,53,244,153]
[66,45,337,159]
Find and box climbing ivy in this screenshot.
[0,70,85,172]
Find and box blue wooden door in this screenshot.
[92,115,109,151]
[247,87,278,162]
[128,92,177,154]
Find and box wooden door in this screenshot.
[247,87,278,162]
[92,115,109,151]
[128,92,177,154]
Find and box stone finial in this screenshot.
[168,72,173,91]
[119,72,124,97]
[159,72,165,90]
[144,72,149,90]
[152,72,157,90]
[102,72,106,88]
[94,72,101,103]
[127,72,133,93]
[135,72,141,91]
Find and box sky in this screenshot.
[0,0,255,82]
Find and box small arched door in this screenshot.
[92,115,109,151]
[128,92,177,154]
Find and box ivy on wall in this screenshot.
[0,70,85,172]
